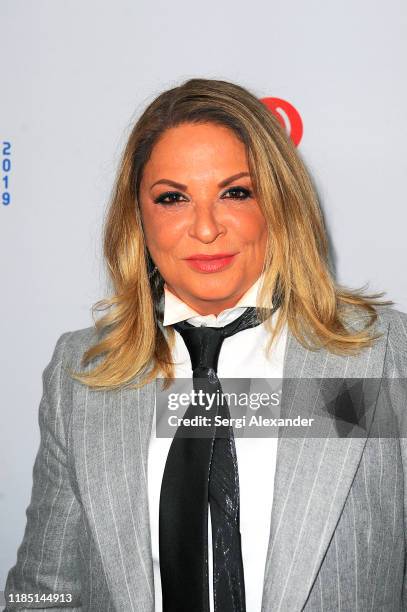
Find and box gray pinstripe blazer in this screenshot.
[3,304,407,611]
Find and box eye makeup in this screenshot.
[153,186,253,206]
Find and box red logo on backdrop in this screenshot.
[260,97,303,147]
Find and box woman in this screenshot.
[4,78,407,612]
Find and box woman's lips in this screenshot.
[184,253,238,273]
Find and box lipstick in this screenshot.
[184,252,238,273]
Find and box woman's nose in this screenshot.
[187,203,226,243]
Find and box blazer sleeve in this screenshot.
[3,332,83,611]
[388,310,407,610]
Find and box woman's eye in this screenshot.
[153,191,186,205]
[222,186,253,200]
[153,186,253,206]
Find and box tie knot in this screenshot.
[172,306,272,374]
[173,324,225,373]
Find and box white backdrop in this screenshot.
[1,0,406,597]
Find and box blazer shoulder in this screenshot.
[371,304,407,375]
[55,324,107,370]
[345,303,407,331]
[45,325,109,402]
[373,304,407,340]
[341,304,407,367]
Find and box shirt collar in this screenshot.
[162,272,267,327]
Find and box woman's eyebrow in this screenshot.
[218,172,250,187]
[150,172,251,192]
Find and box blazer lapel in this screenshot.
[261,315,390,611]
[71,378,156,612]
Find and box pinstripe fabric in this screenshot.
[3,304,407,611]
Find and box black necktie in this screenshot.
[159,305,274,612]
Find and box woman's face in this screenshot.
[138,122,268,316]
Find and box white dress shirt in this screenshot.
[147,273,288,611]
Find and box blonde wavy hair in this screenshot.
[69,77,393,391]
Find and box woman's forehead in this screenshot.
[141,124,250,184]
